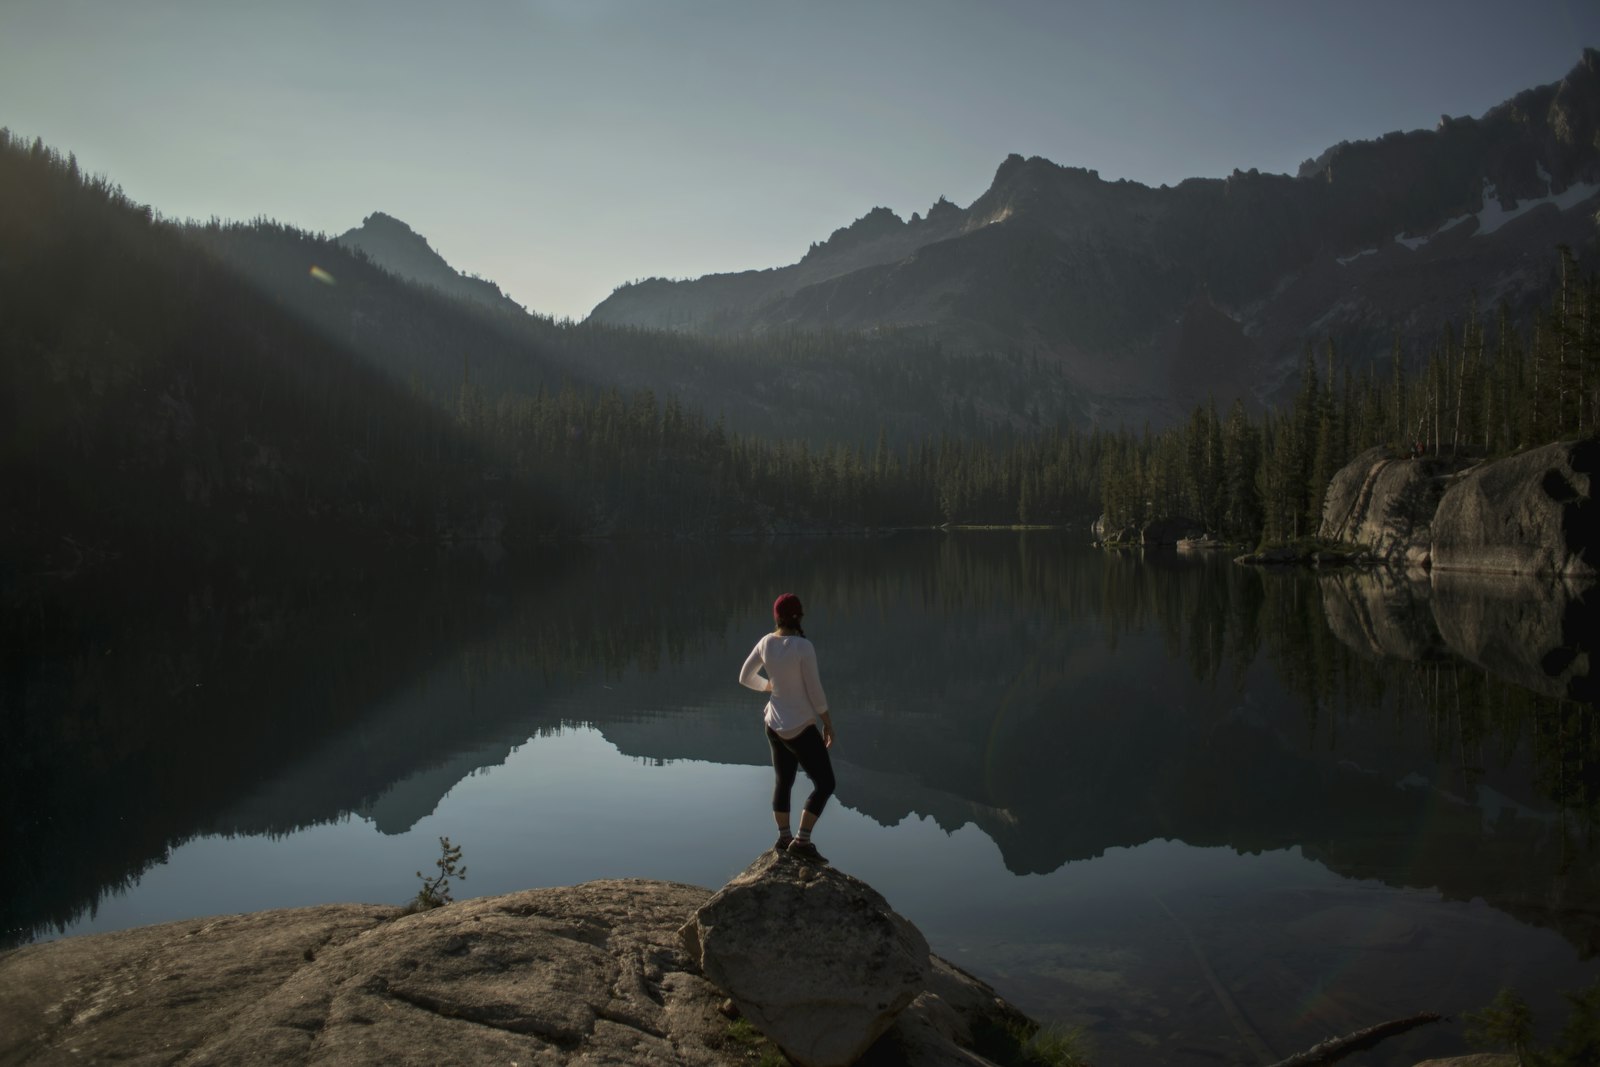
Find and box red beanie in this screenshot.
[773,593,803,621]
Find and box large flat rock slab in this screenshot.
[0,882,733,1066]
[1,875,1031,1067]
[1,903,394,1065]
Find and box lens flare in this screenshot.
[309,265,336,286]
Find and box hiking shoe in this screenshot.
[785,839,827,864]
[773,835,794,855]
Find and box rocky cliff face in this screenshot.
[1319,446,1473,567]
[1432,439,1599,578]
[591,51,1600,424]
[1323,439,1600,578]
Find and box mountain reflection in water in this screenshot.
[5,534,1598,1065]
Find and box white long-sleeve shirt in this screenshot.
[739,632,829,739]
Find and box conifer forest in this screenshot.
[4,128,1598,578]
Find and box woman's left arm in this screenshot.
[800,644,829,716]
[738,642,772,693]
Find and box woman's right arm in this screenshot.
[738,640,771,693]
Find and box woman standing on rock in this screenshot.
[739,593,836,862]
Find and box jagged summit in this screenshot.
[337,212,523,314]
[804,205,907,260]
[1300,47,1599,193]
[358,210,418,235]
[588,50,1600,425]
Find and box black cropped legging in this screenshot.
[767,724,836,817]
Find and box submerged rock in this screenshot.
[679,851,932,1067]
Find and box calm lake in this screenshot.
[6,533,1599,1066]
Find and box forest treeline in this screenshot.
[4,126,1597,577]
[389,243,1600,541]
[1100,247,1600,543]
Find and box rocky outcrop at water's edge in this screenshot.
[1311,441,1599,700]
[1318,445,1469,568]
[1092,513,1204,548]
[1319,439,1598,577]
[0,858,1031,1067]
[0,853,1535,1066]
[1431,438,1599,578]
[682,850,938,1067]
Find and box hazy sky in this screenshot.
[3,1,1597,320]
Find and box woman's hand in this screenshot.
[822,721,835,748]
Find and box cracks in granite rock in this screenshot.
[380,984,583,1050]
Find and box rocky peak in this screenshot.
[338,212,523,314]
[804,205,906,261]
[964,151,1127,235]
[986,153,1104,200]
[341,211,444,263]
[923,194,962,224]
[589,50,1600,427]
[357,210,418,238]
[1304,49,1600,194]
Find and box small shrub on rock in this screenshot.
[403,836,466,914]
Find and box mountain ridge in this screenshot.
[589,48,1600,423]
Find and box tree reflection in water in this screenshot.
[5,534,1597,968]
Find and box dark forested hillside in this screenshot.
[0,131,547,577]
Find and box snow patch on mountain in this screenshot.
[1475,175,1600,237]
[1341,172,1598,266]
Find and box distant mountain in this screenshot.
[338,211,525,314]
[591,49,1600,422]
[201,218,1096,445]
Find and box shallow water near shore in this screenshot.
[8,533,1600,1066]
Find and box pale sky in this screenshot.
[3,0,1597,321]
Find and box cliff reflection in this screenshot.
[1320,568,1598,703]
